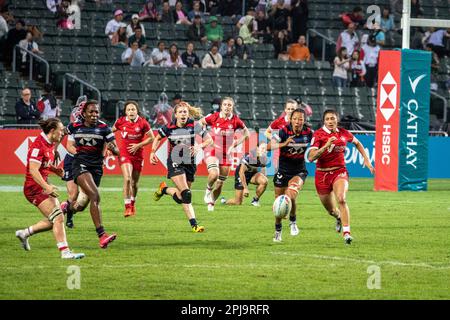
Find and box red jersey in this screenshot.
[309,126,355,169]
[269,114,289,130]
[24,133,55,186]
[204,112,246,151]
[114,116,151,159]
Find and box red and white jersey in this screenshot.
[25,132,55,186]
[309,126,355,169]
[114,116,151,158]
[69,105,83,124]
[204,112,246,151]
[269,113,289,130]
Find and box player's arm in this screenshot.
[352,137,374,174]
[266,135,294,151]
[264,126,273,140]
[29,161,59,197]
[128,130,155,155]
[66,136,77,155]
[106,140,120,156]
[239,163,250,197]
[307,136,337,162]
[150,133,164,164]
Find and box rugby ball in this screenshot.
[273,195,292,219]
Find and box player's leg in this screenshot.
[130,166,141,214]
[224,189,244,205]
[250,172,268,206]
[76,172,116,248]
[61,180,80,228]
[316,171,342,233]
[332,178,351,244]
[209,165,230,211]
[204,155,219,204]
[285,176,305,236]
[120,162,134,217]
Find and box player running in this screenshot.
[15,118,85,259]
[61,96,90,228]
[307,109,374,245]
[112,101,154,218]
[220,144,268,206]
[264,99,298,139]
[66,100,120,248]
[152,102,213,232]
[267,108,313,242]
[199,97,250,211]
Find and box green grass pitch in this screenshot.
[1,175,449,299]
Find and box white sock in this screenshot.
[130,196,135,202]
[343,226,351,234]
[124,198,131,205]
[24,227,33,237]
[57,241,69,252]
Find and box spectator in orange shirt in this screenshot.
[288,35,310,61]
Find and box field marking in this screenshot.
[0,186,206,193]
[271,251,450,270]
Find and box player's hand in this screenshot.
[53,150,61,165]
[243,188,249,197]
[190,145,202,156]
[150,152,158,165]
[44,184,59,198]
[127,143,140,155]
[283,136,295,147]
[364,159,375,175]
[325,136,337,147]
[51,167,64,178]
[107,142,120,156]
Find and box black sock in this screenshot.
[96,226,105,238]
[275,223,282,232]
[162,187,168,195]
[189,218,197,227]
[289,215,296,223]
[253,196,259,201]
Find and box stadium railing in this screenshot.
[12,45,50,84]
[62,73,102,106]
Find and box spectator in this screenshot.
[269,0,291,33]
[139,0,160,22]
[425,28,450,58]
[173,1,191,25]
[15,88,40,124]
[378,7,395,33]
[411,0,424,18]
[188,1,204,22]
[121,41,147,67]
[336,22,359,56]
[111,23,128,48]
[171,93,183,107]
[105,9,124,39]
[151,41,170,66]
[150,92,173,127]
[181,42,201,68]
[18,31,43,74]
[37,84,59,120]
[56,0,75,29]
[205,16,223,42]
[349,49,366,87]
[287,35,310,61]
[0,10,8,39]
[160,1,175,23]
[187,14,207,43]
[273,29,289,60]
[340,6,365,29]
[425,43,440,74]
[206,0,219,15]
[254,9,271,43]
[46,0,61,13]
[372,22,385,46]
[218,0,241,18]
[332,47,350,88]
[202,43,222,68]
[361,35,380,88]
[4,19,27,65]
[290,0,308,41]
[235,36,252,60]
[128,26,146,49]
[67,0,81,30]
[163,43,186,68]
[219,36,236,59]
[237,8,258,44]
[127,14,146,38]
[270,0,291,8]
[209,96,222,114]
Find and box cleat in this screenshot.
[99,233,117,249]
[220,197,227,204]
[62,201,74,228]
[289,222,299,236]
[124,206,134,218]
[15,230,30,251]
[207,203,215,212]
[204,188,213,204]
[61,250,85,259]
[273,231,282,242]
[335,217,342,233]
[153,181,167,201]
[131,205,136,215]
[192,225,205,233]
[344,233,353,245]
[251,198,260,207]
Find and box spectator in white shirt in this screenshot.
[332,47,350,88]
[105,9,124,39]
[122,41,147,67]
[202,44,222,69]
[0,12,8,39]
[46,0,61,13]
[337,23,359,56]
[68,0,81,30]
[126,14,146,38]
[163,43,186,68]
[361,35,380,88]
[19,31,43,63]
[150,41,170,66]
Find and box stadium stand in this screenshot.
[1,0,449,131]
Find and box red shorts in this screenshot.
[23,183,50,207]
[204,147,232,167]
[119,155,144,172]
[315,167,349,195]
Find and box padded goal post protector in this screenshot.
[375,49,431,191]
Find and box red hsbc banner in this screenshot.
[375,50,401,191]
[0,129,253,176]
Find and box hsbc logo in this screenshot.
[379,72,397,121]
[15,137,68,166]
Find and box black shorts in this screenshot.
[167,159,196,182]
[273,169,308,188]
[234,165,258,190]
[72,158,103,187]
[62,154,74,182]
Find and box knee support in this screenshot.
[218,175,227,183]
[48,207,63,223]
[172,194,183,204]
[76,190,89,208]
[181,189,192,204]
[207,163,219,172]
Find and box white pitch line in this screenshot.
[0,186,206,193]
[271,251,450,270]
